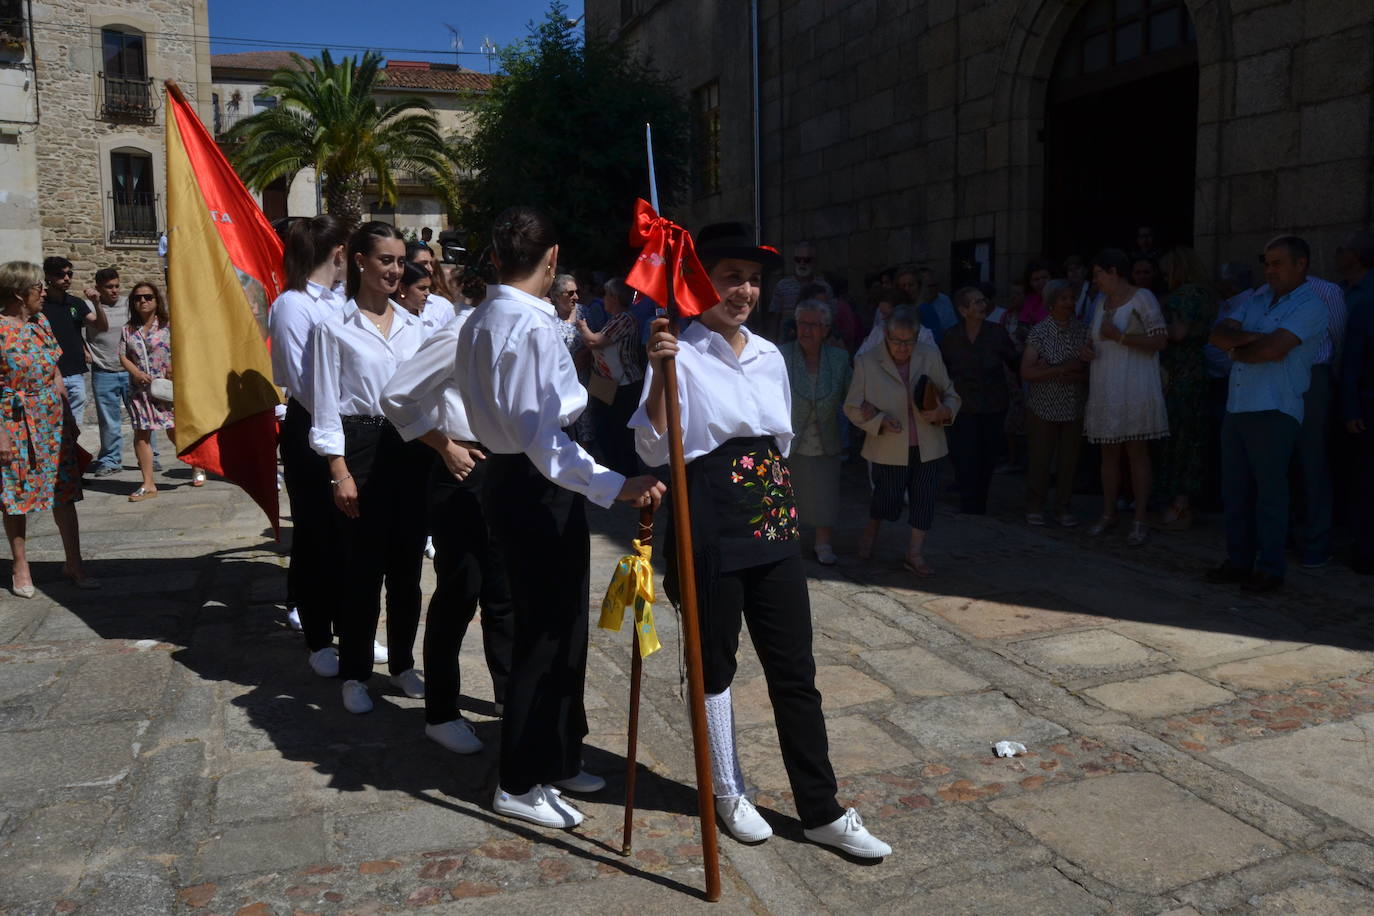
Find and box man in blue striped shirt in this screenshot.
[1207,236,1328,593]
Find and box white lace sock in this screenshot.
[704,688,746,798]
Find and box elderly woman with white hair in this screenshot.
[779,299,852,564]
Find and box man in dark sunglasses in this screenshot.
[42,256,110,435]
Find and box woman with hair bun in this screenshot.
[309,221,431,715]
[455,205,665,829]
[269,214,354,679]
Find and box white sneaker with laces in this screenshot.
[308,646,339,678]
[424,536,436,559]
[803,807,891,858]
[492,785,584,828]
[373,641,389,665]
[287,606,302,631]
[552,770,605,793]
[425,718,483,754]
[390,668,425,698]
[341,679,373,714]
[716,795,772,843]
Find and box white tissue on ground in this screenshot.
[994,740,1027,758]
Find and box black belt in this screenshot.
[341,414,388,427]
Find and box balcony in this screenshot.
[215,107,249,140]
[99,73,155,121]
[107,191,159,245]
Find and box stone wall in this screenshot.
[32,0,211,284]
[593,0,1374,293]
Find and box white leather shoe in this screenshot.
[803,807,891,858]
[390,668,425,699]
[425,718,483,754]
[552,770,605,793]
[373,641,389,665]
[716,795,772,843]
[424,536,436,559]
[307,647,339,678]
[287,606,302,631]
[492,785,584,828]
[341,679,373,714]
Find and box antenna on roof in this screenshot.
[480,35,496,73]
[443,23,462,68]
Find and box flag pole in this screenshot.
[640,122,722,902]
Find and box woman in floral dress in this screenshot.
[1155,247,1218,530]
[0,262,96,596]
[119,282,175,502]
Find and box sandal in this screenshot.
[1086,515,1117,537]
[902,555,936,578]
[128,487,159,503]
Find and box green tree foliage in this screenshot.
[456,2,690,269]
[225,50,460,231]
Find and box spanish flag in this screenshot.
[164,81,283,533]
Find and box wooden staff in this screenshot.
[659,320,721,902]
[622,507,653,855]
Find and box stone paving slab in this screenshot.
[3,437,1374,913]
[1084,671,1237,718]
[1212,713,1374,837]
[987,773,1280,895]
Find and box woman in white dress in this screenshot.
[1083,248,1168,545]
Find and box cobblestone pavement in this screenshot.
[1,429,1373,914]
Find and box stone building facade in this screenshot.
[210,52,491,236]
[589,0,1374,294]
[0,0,214,280]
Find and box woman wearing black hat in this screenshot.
[633,223,892,859]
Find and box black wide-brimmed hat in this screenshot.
[694,222,783,270]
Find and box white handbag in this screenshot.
[134,329,174,406]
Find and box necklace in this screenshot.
[362,307,392,336]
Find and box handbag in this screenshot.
[586,370,618,406]
[912,373,940,413]
[133,328,174,406]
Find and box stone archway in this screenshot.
[992,0,1232,276]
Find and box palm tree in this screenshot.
[226,50,459,230]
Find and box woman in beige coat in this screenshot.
[844,309,961,576]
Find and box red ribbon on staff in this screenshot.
[625,199,719,318]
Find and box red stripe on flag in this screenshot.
[179,409,281,536]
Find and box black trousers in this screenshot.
[697,555,843,830]
[333,420,431,682]
[946,410,1004,514]
[1354,398,1374,571]
[483,453,590,794]
[592,379,644,478]
[280,398,337,652]
[423,455,514,724]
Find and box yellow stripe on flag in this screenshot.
[165,106,280,450]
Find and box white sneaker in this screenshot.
[390,668,425,698]
[425,718,483,754]
[803,807,891,858]
[492,785,584,828]
[287,606,302,631]
[341,679,373,714]
[815,543,838,566]
[373,641,389,665]
[307,646,339,678]
[552,769,605,794]
[424,536,436,559]
[716,795,772,843]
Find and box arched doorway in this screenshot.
[1043,0,1199,260]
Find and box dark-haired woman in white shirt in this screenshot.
[310,221,431,716]
[634,222,891,860]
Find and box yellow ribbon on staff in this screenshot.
[598,539,662,658]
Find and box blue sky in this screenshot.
[207,0,584,71]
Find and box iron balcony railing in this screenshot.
[107,190,159,245]
[99,73,155,120]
